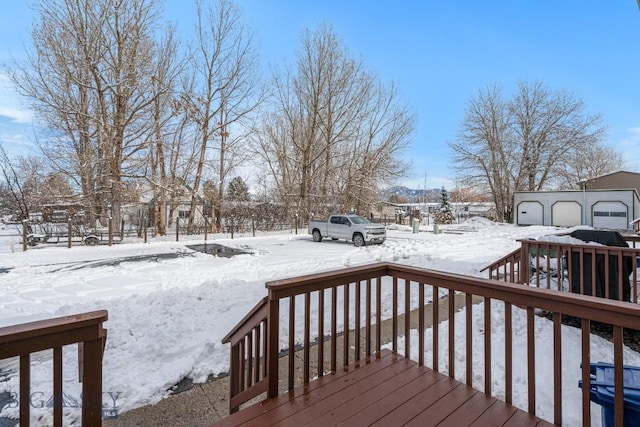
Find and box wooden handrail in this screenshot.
[480,247,521,281]
[0,310,108,426]
[224,262,640,425]
[387,264,640,328]
[0,311,108,354]
[265,263,390,297]
[479,247,521,273]
[221,297,268,345]
[221,298,269,413]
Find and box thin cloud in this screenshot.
[0,106,32,124]
[0,130,34,153]
[0,73,33,124]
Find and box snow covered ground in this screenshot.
[0,219,638,425]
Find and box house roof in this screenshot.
[577,170,640,184]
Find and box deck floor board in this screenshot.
[210,349,551,427]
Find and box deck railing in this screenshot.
[482,247,521,282]
[483,237,640,303]
[223,262,640,426]
[221,297,268,413]
[0,310,108,426]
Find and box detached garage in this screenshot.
[513,189,640,230]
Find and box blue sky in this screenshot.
[1,1,640,190]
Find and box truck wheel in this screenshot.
[312,230,323,242]
[84,236,99,246]
[353,234,365,247]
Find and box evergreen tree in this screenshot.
[227,177,251,202]
[224,176,252,231]
[435,187,456,224]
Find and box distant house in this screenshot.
[375,201,495,224]
[369,201,402,222]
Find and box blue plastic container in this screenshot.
[579,362,640,427]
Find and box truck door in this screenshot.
[328,216,347,238]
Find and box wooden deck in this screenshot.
[211,349,553,427]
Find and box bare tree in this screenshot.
[342,80,414,213]
[449,186,491,203]
[255,24,413,219]
[510,81,604,191]
[451,81,604,222]
[146,26,185,235]
[252,113,300,213]
[0,145,30,221]
[450,85,516,222]
[181,0,262,232]
[0,146,73,221]
[0,182,12,217]
[10,0,168,228]
[552,142,626,189]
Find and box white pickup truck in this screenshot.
[308,214,386,247]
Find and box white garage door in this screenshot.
[592,201,628,230]
[552,201,581,227]
[517,201,543,225]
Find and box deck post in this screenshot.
[267,293,280,398]
[68,216,72,248]
[81,336,105,425]
[519,241,529,284]
[229,344,240,413]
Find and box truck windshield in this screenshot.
[348,215,371,224]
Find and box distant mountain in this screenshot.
[380,186,441,202]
